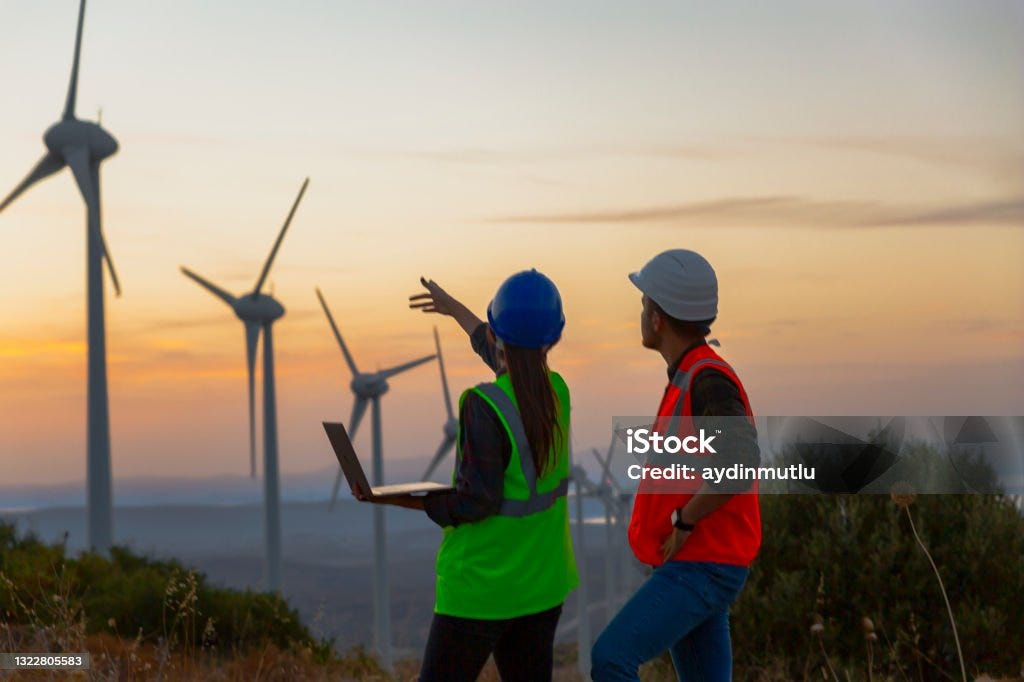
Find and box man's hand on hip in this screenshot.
[661,528,691,562]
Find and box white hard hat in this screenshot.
[628,249,718,321]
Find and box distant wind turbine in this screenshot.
[315,289,436,509]
[1,0,122,554]
[316,287,434,670]
[180,177,309,593]
[422,327,458,480]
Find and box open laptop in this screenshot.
[323,421,453,499]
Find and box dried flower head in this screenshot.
[890,480,916,508]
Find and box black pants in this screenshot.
[418,603,563,682]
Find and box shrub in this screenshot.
[0,525,323,656]
[732,483,1024,679]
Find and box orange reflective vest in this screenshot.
[627,343,761,567]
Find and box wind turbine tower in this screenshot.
[180,177,309,593]
[316,288,435,669]
[1,0,122,553]
[422,327,458,480]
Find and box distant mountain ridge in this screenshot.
[0,457,436,510]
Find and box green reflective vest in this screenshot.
[434,370,579,619]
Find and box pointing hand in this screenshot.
[410,277,457,317]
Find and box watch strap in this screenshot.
[673,508,696,531]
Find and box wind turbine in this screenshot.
[180,177,309,593]
[592,442,627,620]
[422,327,458,481]
[569,439,593,677]
[316,289,437,509]
[315,287,435,670]
[1,0,122,554]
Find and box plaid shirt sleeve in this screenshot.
[423,391,511,528]
[690,369,761,493]
[469,323,502,374]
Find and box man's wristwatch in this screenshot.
[672,508,697,532]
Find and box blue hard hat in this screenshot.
[487,269,565,348]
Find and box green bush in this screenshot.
[732,469,1024,679]
[0,525,324,656]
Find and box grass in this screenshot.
[2,461,1022,680]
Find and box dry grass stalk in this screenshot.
[891,482,968,682]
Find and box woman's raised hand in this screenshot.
[410,276,485,337]
[410,276,457,317]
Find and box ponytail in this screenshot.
[503,344,562,476]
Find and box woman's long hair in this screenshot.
[502,343,563,477]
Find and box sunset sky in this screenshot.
[1,0,1022,487]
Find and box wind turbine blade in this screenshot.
[99,226,120,296]
[245,322,260,478]
[349,397,369,441]
[591,447,604,475]
[315,287,359,376]
[593,446,623,495]
[380,354,436,380]
[0,154,64,213]
[180,267,236,307]
[328,467,345,511]
[67,148,121,298]
[90,160,121,296]
[253,177,308,295]
[434,327,454,420]
[64,145,95,209]
[63,0,87,119]
[65,146,113,297]
[423,436,456,481]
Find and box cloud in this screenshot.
[349,142,726,167]
[0,338,85,359]
[121,309,319,339]
[338,142,730,190]
[494,196,799,225]
[491,195,1024,229]
[790,135,1024,181]
[885,198,1024,227]
[125,314,229,334]
[345,146,582,167]
[274,264,354,275]
[930,317,1024,339]
[371,135,1020,176]
[626,143,730,161]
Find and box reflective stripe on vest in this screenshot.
[627,345,761,568]
[473,382,572,517]
[662,358,735,438]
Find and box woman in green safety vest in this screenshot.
[358,269,578,682]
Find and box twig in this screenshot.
[903,507,967,682]
[909,644,958,682]
[817,636,840,682]
[876,622,911,682]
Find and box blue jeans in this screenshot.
[591,561,749,682]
